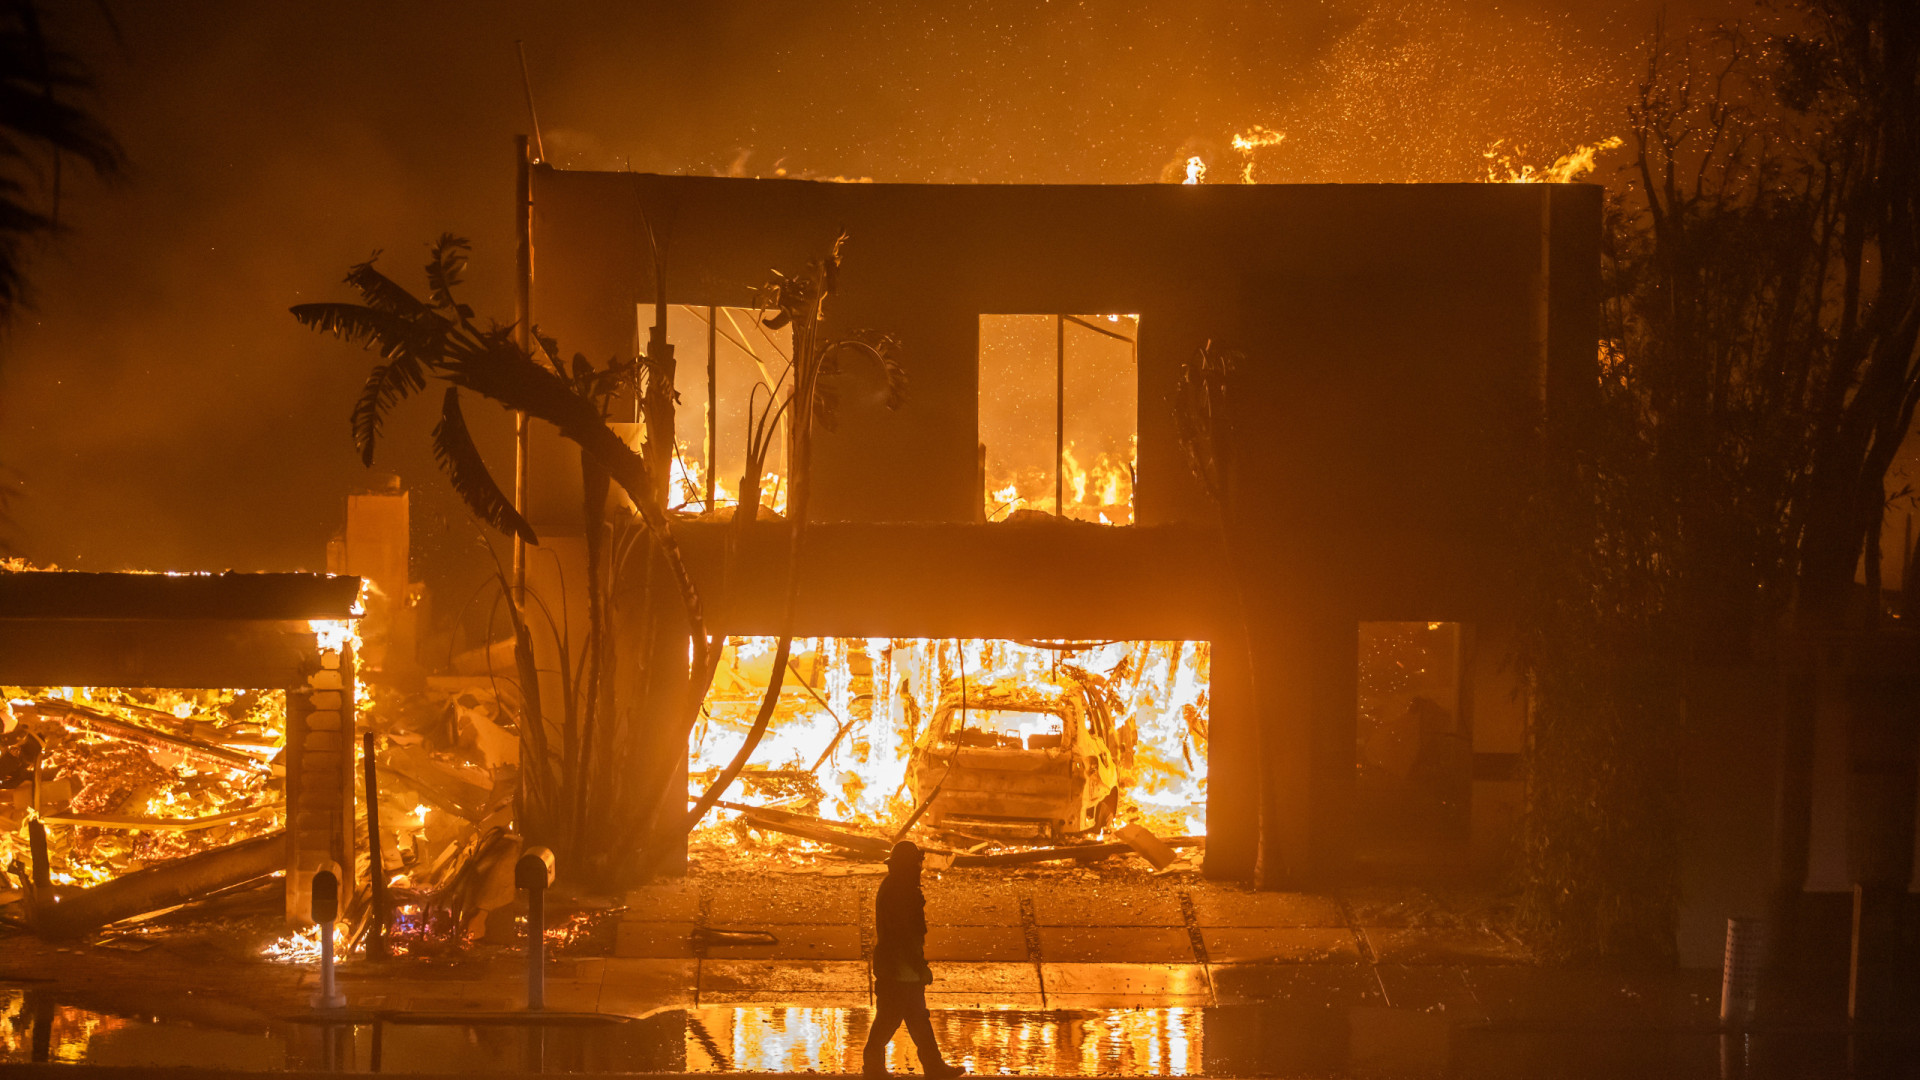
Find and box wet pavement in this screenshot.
[2,870,1912,1076]
[4,991,1918,1077]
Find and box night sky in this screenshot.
[0,0,1743,608]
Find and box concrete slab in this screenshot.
[1462,966,1720,1028]
[1209,962,1386,1008]
[1202,927,1362,964]
[1373,964,1490,1021]
[1033,889,1184,927]
[1187,888,1348,928]
[707,877,865,926]
[927,961,1043,996]
[1362,927,1526,965]
[700,959,870,996]
[615,920,696,958]
[1340,887,1438,928]
[622,882,701,922]
[702,924,863,961]
[925,923,1028,963]
[538,976,605,1013]
[1041,962,1212,1006]
[599,958,697,1015]
[923,881,1026,926]
[1038,925,1196,963]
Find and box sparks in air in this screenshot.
[1230,126,1287,183]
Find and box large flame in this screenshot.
[690,637,1208,856]
[1483,136,1622,183]
[986,435,1136,525]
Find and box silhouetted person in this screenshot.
[863,841,963,1079]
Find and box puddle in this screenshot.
[3,989,1915,1076]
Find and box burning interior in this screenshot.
[690,638,1207,869]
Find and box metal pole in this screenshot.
[526,881,545,1010]
[517,846,554,1012]
[707,305,718,512]
[362,731,388,960]
[1055,314,1065,517]
[512,135,533,602]
[319,919,339,1006]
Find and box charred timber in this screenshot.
[21,699,274,774]
[0,570,362,622]
[27,829,286,937]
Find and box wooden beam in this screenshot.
[0,620,320,688]
[0,570,361,620]
[38,805,282,832]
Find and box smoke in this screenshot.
[0,0,1708,635]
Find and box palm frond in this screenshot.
[425,233,471,312]
[342,257,432,317]
[350,358,428,466]
[290,302,436,357]
[431,387,537,545]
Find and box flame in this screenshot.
[0,684,289,888]
[1182,156,1206,185]
[261,921,348,963]
[669,444,789,517]
[1230,125,1286,183]
[1483,136,1622,183]
[690,637,1208,854]
[985,435,1136,525]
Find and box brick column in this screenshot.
[286,642,357,923]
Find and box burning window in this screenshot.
[636,305,796,515]
[979,314,1138,524]
[690,637,1206,864]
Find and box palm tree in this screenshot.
[295,233,902,884]
[293,235,715,873]
[0,0,123,324]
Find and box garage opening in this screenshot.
[689,638,1208,869]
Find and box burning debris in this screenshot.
[690,637,1208,873]
[1,687,285,891]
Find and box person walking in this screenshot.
[863,841,964,1078]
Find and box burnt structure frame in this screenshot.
[524,170,1600,884]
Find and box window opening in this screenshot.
[979,314,1138,524]
[637,304,795,515]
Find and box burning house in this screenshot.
[516,163,1599,884]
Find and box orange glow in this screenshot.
[690,637,1208,858]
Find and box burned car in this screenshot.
[906,673,1127,840]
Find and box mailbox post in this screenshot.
[516,846,555,1011]
[310,861,346,1010]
